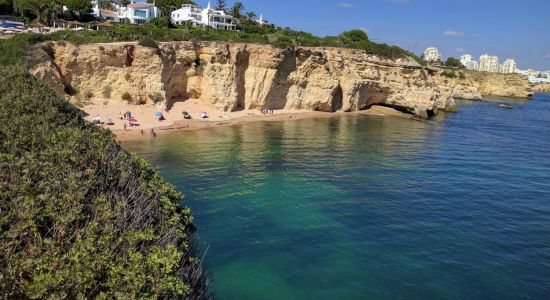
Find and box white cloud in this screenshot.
[544,54,550,59]
[337,3,354,8]
[444,30,465,37]
[454,48,465,53]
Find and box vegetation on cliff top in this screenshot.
[0,67,210,298]
[0,24,425,68]
[0,0,425,64]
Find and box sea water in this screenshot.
[122,94,550,300]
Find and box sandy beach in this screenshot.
[83,99,412,141]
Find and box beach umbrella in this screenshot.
[128,118,138,123]
[155,112,163,118]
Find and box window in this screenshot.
[134,9,147,19]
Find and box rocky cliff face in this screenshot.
[30,41,455,118]
[433,69,533,100]
[533,84,550,93]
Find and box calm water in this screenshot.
[123,94,550,300]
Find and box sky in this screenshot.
[145,0,550,70]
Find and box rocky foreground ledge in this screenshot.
[30,41,532,119]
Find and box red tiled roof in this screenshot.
[127,3,154,8]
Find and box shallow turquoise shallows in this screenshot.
[122,94,550,300]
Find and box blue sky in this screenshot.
[147,0,550,70]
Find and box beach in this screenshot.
[83,99,413,141]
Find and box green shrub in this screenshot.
[0,67,209,298]
[121,91,132,103]
[151,16,172,28]
[445,57,464,68]
[82,89,93,101]
[441,70,458,78]
[102,85,112,98]
[148,91,165,103]
[138,36,159,49]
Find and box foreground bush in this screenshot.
[0,67,210,299]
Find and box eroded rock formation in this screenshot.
[433,69,533,100]
[31,41,457,118]
[533,84,550,93]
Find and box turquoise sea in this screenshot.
[122,93,550,299]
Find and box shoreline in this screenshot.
[82,101,413,142]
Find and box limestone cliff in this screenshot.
[31,41,455,118]
[433,69,533,100]
[533,84,550,93]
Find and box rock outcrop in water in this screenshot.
[31,41,455,118]
[433,69,533,100]
[533,84,550,93]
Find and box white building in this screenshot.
[91,0,161,24]
[171,1,237,31]
[500,59,517,74]
[256,14,268,26]
[459,54,478,70]
[479,54,499,72]
[423,47,441,62]
[460,54,472,66]
[528,73,550,84]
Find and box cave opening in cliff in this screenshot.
[235,50,250,111]
[332,85,343,112]
[367,103,416,116]
[427,109,435,118]
[123,45,135,67]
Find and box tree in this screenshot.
[98,0,114,9]
[445,57,463,68]
[62,0,92,18]
[147,0,194,15]
[215,0,226,11]
[230,1,243,19]
[151,16,172,28]
[12,0,61,24]
[338,29,369,47]
[245,11,256,21]
[120,0,129,6]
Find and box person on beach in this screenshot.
[123,122,127,131]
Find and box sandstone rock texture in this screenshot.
[433,69,533,100]
[31,41,457,118]
[533,84,550,93]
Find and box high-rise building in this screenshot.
[460,54,478,71]
[423,47,442,62]
[479,54,499,72]
[460,54,472,67]
[500,59,517,74]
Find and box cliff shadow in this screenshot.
[159,49,194,106]
[235,49,250,111]
[331,85,343,112]
[264,49,297,110]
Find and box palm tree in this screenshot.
[230,1,243,19]
[14,0,61,25]
[215,0,226,11]
[245,11,256,21]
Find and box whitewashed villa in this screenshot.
[171,1,238,31]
